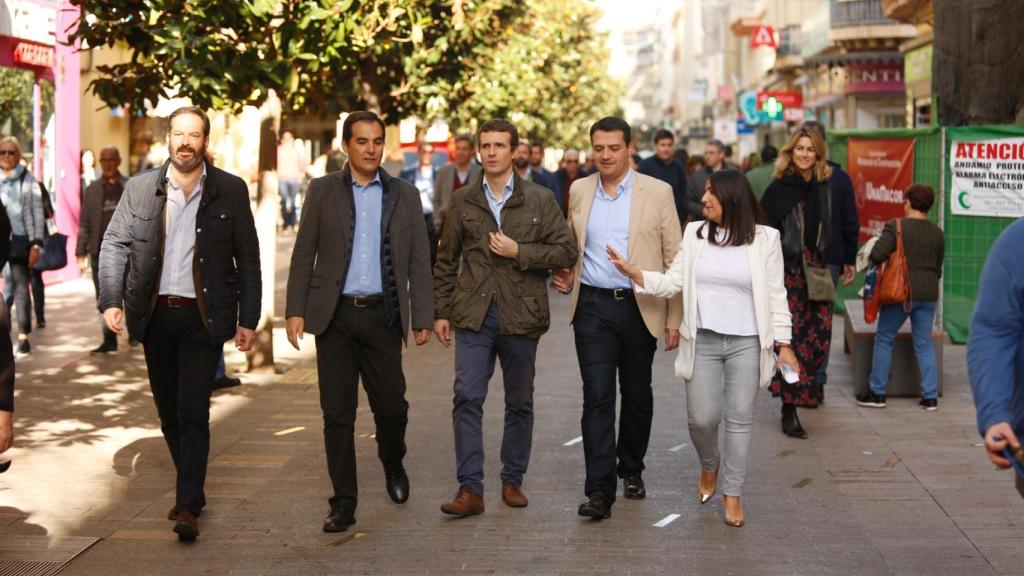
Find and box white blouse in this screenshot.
[695,230,759,336]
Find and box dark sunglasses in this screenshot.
[0,150,17,157]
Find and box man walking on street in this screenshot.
[434,119,577,516]
[515,140,559,201]
[553,116,682,520]
[432,134,481,235]
[638,129,687,228]
[529,141,562,207]
[400,141,440,263]
[286,111,434,533]
[555,149,584,217]
[77,146,127,354]
[684,139,726,222]
[99,106,261,541]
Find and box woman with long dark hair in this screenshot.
[609,170,795,527]
[760,126,835,438]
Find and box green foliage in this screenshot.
[70,0,620,147]
[0,68,55,151]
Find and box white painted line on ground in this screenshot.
[669,443,689,452]
[563,436,583,447]
[274,426,305,436]
[653,514,681,528]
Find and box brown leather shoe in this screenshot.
[173,509,199,541]
[501,483,528,508]
[167,505,179,520]
[440,487,484,516]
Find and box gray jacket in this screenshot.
[2,166,45,245]
[77,174,128,257]
[99,161,262,344]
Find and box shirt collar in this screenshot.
[353,171,382,189]
[597,168,634,199]
[483,172,515,200]
[165,162,208,189]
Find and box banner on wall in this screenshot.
[847,138,915,243]
[949,135,1024,218]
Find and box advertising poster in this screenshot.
[847,138,915,243]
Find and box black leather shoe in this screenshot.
[622,473,646,500]
[781,404,808,439]
[385,467,409,504]
[91,342,118,355]
[577,496,612,520]
[212,376,242,390]
[323,508,356,533]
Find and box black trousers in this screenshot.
[573,286,657,503]
[316,297,408,512]
[424,214,437,265]
[142,302,221,516]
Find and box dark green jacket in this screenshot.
[433,173,577,338]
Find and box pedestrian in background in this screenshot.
[277,131,305,232]
[100,106,261,541]
[745,145,778,200]
[760,126,836,438]
[77,146,127,354]
[608,169,795,527]
[432,134,480,235]
[685,140,725,222]
[638,128,688,230]
[857,184,944,410]
[434,119,576,516]
[552,116,682,520]
[969,219,1024,499]
[400,141,439,264]
[0,137,45,358]
[555,149,585,217]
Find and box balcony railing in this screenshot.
[830,0,899,28]
[777,25,802,56]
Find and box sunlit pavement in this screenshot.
[1,235,1021,575]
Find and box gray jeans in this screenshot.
[686,329,761,497]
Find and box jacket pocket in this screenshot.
[213,209,236,242]
[505,213,541,243]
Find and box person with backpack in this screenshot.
[0,137,46,358]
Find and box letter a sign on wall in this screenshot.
[750,25,777,49]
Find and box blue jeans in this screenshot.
[279,179,301,229]
[868,301,938,399]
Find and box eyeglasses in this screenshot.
[0,150,17,157]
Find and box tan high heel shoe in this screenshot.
[698,467,718,504]
[723,495,744,527]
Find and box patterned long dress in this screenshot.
[769,212,833,408]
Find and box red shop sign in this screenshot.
[751,25,777,48]
[13,42,55,68]
[756,91,803,109]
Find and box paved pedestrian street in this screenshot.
[0,239,1021,576]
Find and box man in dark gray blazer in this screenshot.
[100,106,261,541]
[77,146,127,354]
[285,111,434,534]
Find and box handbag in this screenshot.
[797,205,836,302]
[878,218,911,307]
[33,230,67,272]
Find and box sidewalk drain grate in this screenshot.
[0,536,100,575]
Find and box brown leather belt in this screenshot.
[158,295,198,308]
[341,294,385,308]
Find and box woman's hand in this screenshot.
[606,245,643,287]
[775,345,799,373]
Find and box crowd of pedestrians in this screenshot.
[0,104,1020,545]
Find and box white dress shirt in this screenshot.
[158,165,207,298]
[695,229,759,336]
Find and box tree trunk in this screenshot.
[246,92,281,373]
[934,0,1024,125]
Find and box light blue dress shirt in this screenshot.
[483,172,515,227]
[581,169,634,290]
[343,173,384,296]
[159,164,207,298]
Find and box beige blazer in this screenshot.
[432,162,482,232]
[637,222,793,388]
[564,171,683,338]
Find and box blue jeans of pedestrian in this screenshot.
[868,301,938,399]
[452,304,538,495]
[279,179,301,229]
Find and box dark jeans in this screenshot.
[452,304,538,495]
[573,286,658,503]
[814,264,844,388]
[4,262,32,335]
[30,268,43,325]
[315,297,408,512]
[90,255,117,346]
[142,302,222,516]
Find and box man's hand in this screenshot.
[984,422,1021,468]
[413,329,431,346]
[488,231,519,259]
[27,245,40,269]
[665,328,680,351]
[552,268,573,294]
[235,327,256,352]
[77,255,88,270]
[0,411,11,455]
[286,317,304,351]
[434,319,452,348]
[103,307,125,335]
[841,265,856,286]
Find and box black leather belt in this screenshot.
[341,294,385,308]
[157,295,197,308]
[580,284,635,301]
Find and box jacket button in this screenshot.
[199,257,204,263]
[196,228,202,233]
[203,288,208,293]
[220,214,226,219]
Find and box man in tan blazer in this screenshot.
[553,116,682,519]
[432,134,482,235]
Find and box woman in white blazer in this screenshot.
[608,170,797,527]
